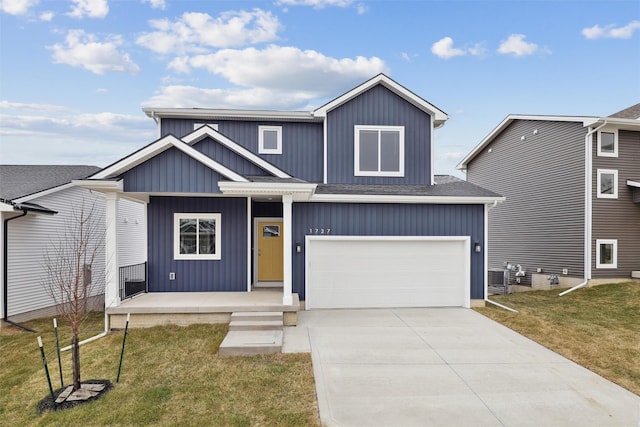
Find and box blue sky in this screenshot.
[1,0,639,177]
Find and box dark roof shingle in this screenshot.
[0,165,100,201]
[608,103,640,119]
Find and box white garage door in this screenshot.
[305,236,470,309]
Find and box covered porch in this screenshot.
[108,288,301,328]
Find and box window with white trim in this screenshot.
[597,169,618,199]
[597,129,617,157]
[194,123,219,131]
[354,125,405,177]
[174,213,221,260]
[596,239,617,269]
[258,126,282,154]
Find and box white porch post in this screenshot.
[104,192,120,310]
[282,194,293,305]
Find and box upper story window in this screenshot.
[596,239,617,269]
[194,123,219,131]
[597,169,618,199]
[354,125,405,177]
[597,130,618,157]
[174,213,221,260]
[259,126,282,154]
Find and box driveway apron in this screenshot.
[288,308,639,427]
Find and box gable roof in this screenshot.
[313,74,449,126]
[0,165,100,201]
[456,114,596,171]
[609,103,640,120]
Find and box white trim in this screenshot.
[173,213,222,260]
[597,129,618,157]
[484,204,489,300]
[282,195,293,305]
[194,123,218,131]
[457,114,598,171]
[627,180,640,188]
[430,119,435,185]
[218,182,317,201]
[253,217,283,285]
[183,126,291,179]
[258,125,282,154]
[596,169,618,199]
[595,239,617,269]
[310,193,505,205]
[92,134,249,182]
[323,119,328,184]
[314,74,448,125]
[144,107,317,122]
[304,235,471,309]
[354,125,405,177]
[12,182,78,203]
[247,197,252,292]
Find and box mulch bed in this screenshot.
[37,379,113,414]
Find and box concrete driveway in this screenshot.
[283,308,639,427]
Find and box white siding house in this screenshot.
[0,166,146,324]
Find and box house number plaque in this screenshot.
[308,228,331,235]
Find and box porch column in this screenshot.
[282,194,293,305]
[104,192,120,310]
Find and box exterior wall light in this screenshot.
[474,242,481,253]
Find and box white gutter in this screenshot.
[60,312,111,352]
[559,120,608,297]
[485,298,518,313]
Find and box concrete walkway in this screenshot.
[283,308,640,427]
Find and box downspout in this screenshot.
[3,208,37,332]
[559,120,608,297]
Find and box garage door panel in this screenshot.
[307,238,469,309]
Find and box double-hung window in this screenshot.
[597,169,618,199]
[597,130,617,157]
[596,239,617,269]
[259,126,282,154]
[354,125,405,177]
[174,213,221,260]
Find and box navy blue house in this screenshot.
[80,74,502,311]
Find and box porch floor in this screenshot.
[108,289,300,315]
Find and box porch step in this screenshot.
[219,311,284,356]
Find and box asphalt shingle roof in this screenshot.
[608,103,640,119]
[0,165,100,201]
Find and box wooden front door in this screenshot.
[257,221,284,281]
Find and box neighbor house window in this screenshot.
[596,239,617,269]
[174,213,221,260]
[354,125,405,177]
[258,126,282,154]
[194,123,219,131]
[597,169,618,199]
[597,130,617,157]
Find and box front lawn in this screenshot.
[0,314,320,426]
[476,281,640,395]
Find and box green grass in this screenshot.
[476,281,640,395]
[0,314,320,426]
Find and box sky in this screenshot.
[1,0,639,178]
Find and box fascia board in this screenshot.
[143,108,317,122]
[314,74,448,124]
[457,114,596,171]
[584,117,640,130]
[310,193,505,205]
[182,126,291,178]
[72,179,124,192]
[12,182,76,203]
[627,180,640,188]
[218,182,318,193]
[92,134,249,183]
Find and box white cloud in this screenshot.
[497,34,538,56]
[0,109,155,166]
[356,2,367,14]
[68,0,108,18]
[168,45,387,95]
[136,9,281,55]
[431,37,466,59]
[401,52,418,62]
[0,100,70,112]
[0,0,37,15]
[582,20,640,39]
[142,0,165,10]
[48,29,140,75]
[275,0,353,8]
[39,10,53,21]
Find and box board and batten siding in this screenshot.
[466,120,586,279]
[123,146,225,193]
[161,119,324,182]
[146,196,247,292]
[291,202,485,300]
[591,129,640,278]
[192,137,268,176]
[326,84,432,185]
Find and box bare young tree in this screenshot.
[44,199,106,391]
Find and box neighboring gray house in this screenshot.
[457,104,640,290]
[0,165,146,323]
[77,74,503,314]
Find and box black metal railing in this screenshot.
[119,262,147,300]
